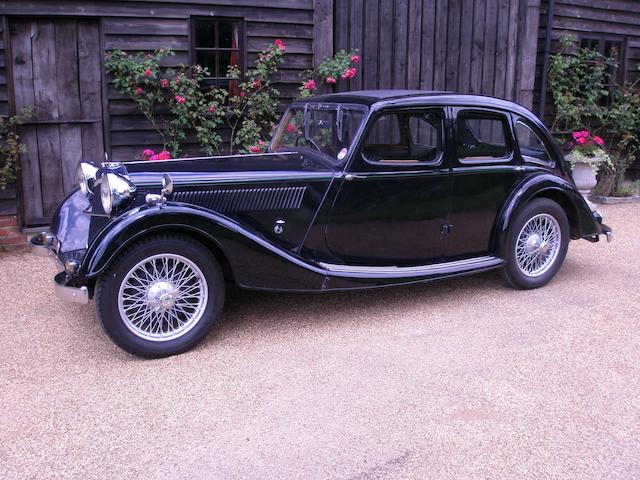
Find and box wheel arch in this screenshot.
[493,174,589,257]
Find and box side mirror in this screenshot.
[161,173,174,196]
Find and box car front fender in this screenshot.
[81,203,328,291]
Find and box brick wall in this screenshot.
[0,215,28,250]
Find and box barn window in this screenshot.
[191,17,244,92]
[579,34,627,87]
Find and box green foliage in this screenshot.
[299,49,359,96]
[0,108,34,190]
[105,41,363,157]
[547,37,640,196]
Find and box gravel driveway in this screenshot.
[1,203,639,479]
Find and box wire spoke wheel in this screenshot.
[117,253,208,342]
[515,213,561,278]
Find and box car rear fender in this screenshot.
[493,172,602,256]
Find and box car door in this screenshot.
[324,108,450,267]
[446,107,523,258]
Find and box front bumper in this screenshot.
[30,233,89,305]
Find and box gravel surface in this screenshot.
[1,203,639,479]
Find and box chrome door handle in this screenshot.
[344,173,367,181]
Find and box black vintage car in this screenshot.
[31,90,612,357]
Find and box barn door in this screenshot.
[9,18,104,226]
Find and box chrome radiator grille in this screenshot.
[173,186,306,212]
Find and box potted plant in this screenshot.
[566,130,612,199]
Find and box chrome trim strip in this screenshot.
[124,151,300,165]
[130,171,335,187]
[54,272,89,305]
[319,255,503,278]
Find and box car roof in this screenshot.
[297,89,535,119]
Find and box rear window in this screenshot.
[456,111,511,163]
[515,120,554,167]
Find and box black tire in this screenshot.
[95,233,225,358]
[502,198,569,290]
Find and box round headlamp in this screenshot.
[76,162,99,196]
[100,172,137,216]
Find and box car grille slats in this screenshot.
[173,186,306,213]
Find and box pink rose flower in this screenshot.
[576,137,587,145]
[249,145,261,153]
[580,130,589,138]
[144,68,152,78]
[143,148,155,157]
[326,76,337,84]
[286,123,297,133]
[149,154,160,161]
[303,79,316,91]
[239,91,246,97]
[208,105,216,113]
[175,95,187,103]
[350,54,360,63]
[341,68,357,80]
[274,39,286,52]
[252,80,261,89]
[158,150,171,160]
[135,87,143,95]
[160,79,169,88]
[593,135,604,145]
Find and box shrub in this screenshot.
[0,108,34,190]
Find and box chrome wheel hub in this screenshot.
[515,213,561,277]
[118,254,208,342]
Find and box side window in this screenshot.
[456,111,511,162]
[362,110,443,165]
[515,120,554,167]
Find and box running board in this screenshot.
[319,256,504,279]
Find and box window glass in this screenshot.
[456,112,510,161]
[362,110,442,165]
[192,18,242,89]
[515,120,553,166]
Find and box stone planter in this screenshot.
[571,160,598,196]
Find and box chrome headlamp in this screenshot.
[76,162,100,196]
[100,172,137,216]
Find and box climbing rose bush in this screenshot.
[299,49,360,97]
[105,42,362,157]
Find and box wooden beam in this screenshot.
[313,0,333,93]
[516,0,541,110]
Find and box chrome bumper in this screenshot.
[54,271,89,305]
[30,233,90,305]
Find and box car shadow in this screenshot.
[202,268,507,346]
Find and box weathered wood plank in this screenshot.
[10,21,43,222]
[78,20,105,165]
[469,0,485,94]
[493,0,510,99]
[420,0,436,90]
[103,18,189,36]
[362,0,379,89]
[105,34,188,51]
[481,0,499,97]
[458,0,474,93]
[445,0,461,91]
[433,0,448,90]
[55,19,83,193]
[313,0,333,95]
[252,21,313,40]
[248,37,312,54]
[406,0,422,90]
[516,0,541,109]
[504,0,520,101]
[393,0,409,89]
[0,2,315,24]
[349,0,364,90]
[32,20,63,217]
[378,0,394,89]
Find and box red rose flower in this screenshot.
[158,150,171,160]
[252,80,261,89]
[576,137,587,145]
[274,39,286,52]
[350,54,360,63]
[175,95,187,103]
[286,123,297,133]
[303,79,316,91]
[249,145,261,153]
[208,105,216,113]
[341,68,357,80]
[144,68,152,78]
[593,135,604,145]
[160,79,169,88]
[142,148,154,157]
[135,87,143,95]
[239,91,246,97]
[326,76,337,84]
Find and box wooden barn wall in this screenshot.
[533,0,640,126]
[0,0,317,163]
[0,16,18,215]
[333,0,541,109]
